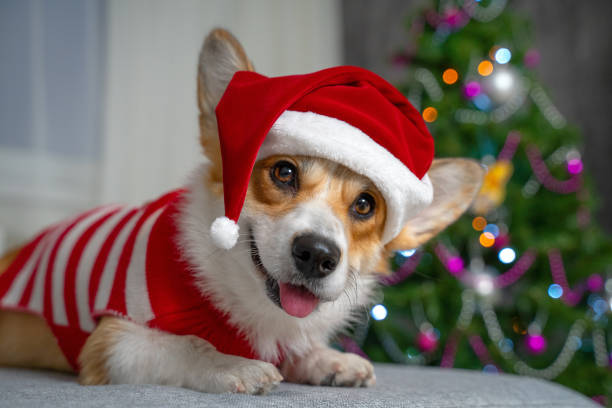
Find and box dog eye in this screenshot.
[270,161,298,190]
[351,193,375,219]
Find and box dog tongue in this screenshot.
[279,282,319,318]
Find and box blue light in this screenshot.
[371,304,388,321]
[498,338,514,353]
[484,224,500,237]
[587,293,599,307]
[398,249,416,258]
[473,94,492,111]
[593,299,608,315]
[483,364,498,374]
[494,48,512,64]
[548,283,563,299]
[498,247,516,264]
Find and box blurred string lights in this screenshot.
[366,253,604,379]
[360,0,611,391]
[361,180,608,379]
[420,41,565,129]
[364,123,601,379]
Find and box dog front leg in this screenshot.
[280,344,375,387]
[78,316,282,394]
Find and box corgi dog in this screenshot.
[0,29,483,394]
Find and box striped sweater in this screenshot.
[0,190,257,370]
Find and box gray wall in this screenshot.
[342,0,612,233]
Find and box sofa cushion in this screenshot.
[0,363,597,407]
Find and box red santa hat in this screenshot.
[210,66,435,249]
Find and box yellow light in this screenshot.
[422,107,438,123]
[472,216,487,231]
[479,232,495,247]
[442,68,459,85]
[477,60,494,76]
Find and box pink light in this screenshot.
[524,49,541,69]
[525,334,547,355]
[463,81,481,99]
[435,243,465,278]
[417,330,438,353]
[567,158,583,175]
[587,274,604,292]
[447,256,465,276]
[443,8,468,29]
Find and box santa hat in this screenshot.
[210,66,435,249]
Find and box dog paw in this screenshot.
[205,356,283,395]
[282,348,375,388]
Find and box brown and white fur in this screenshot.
[0,29,484,394]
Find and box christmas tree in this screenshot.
[342,0,612,403]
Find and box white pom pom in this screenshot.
[210,216,239,249]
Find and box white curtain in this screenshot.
[0,0,104,249]
[101,0,342,204]
[0,0,341,250]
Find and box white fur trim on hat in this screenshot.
[210,216,240,249]
[257,110,434,244]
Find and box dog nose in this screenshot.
[292,233,341,279]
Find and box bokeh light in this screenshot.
[442,68,459,84]
[422,106,438,122]
[446,256,464,275]
[483,364,498,374]
[399,248,416,258]
[525,334,547,355]
[586,274,603,292]
[567,158,583,175]
[371,304,388,321]
[479,232,495,247]
[492,70,514,92]
[477,60,494,76]
[498,338,514,353]
[593,298,608,315]
[473,94,492,111]
[548,283,563,299]
[498,247,516,264]
[483,223,500,237]
[463,81,481,99]
[474,273,495,295]
[472,216,487,231]
[494,47,512,64]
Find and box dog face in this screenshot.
[195,29,484,321]
[243,155,387,316]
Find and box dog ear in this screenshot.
[381,158,484,264]
[197,28,254,192]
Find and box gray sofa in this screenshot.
[0,364,598,407]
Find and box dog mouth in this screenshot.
[249,231,320,318]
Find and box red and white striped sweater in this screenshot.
[0,190,258,370]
